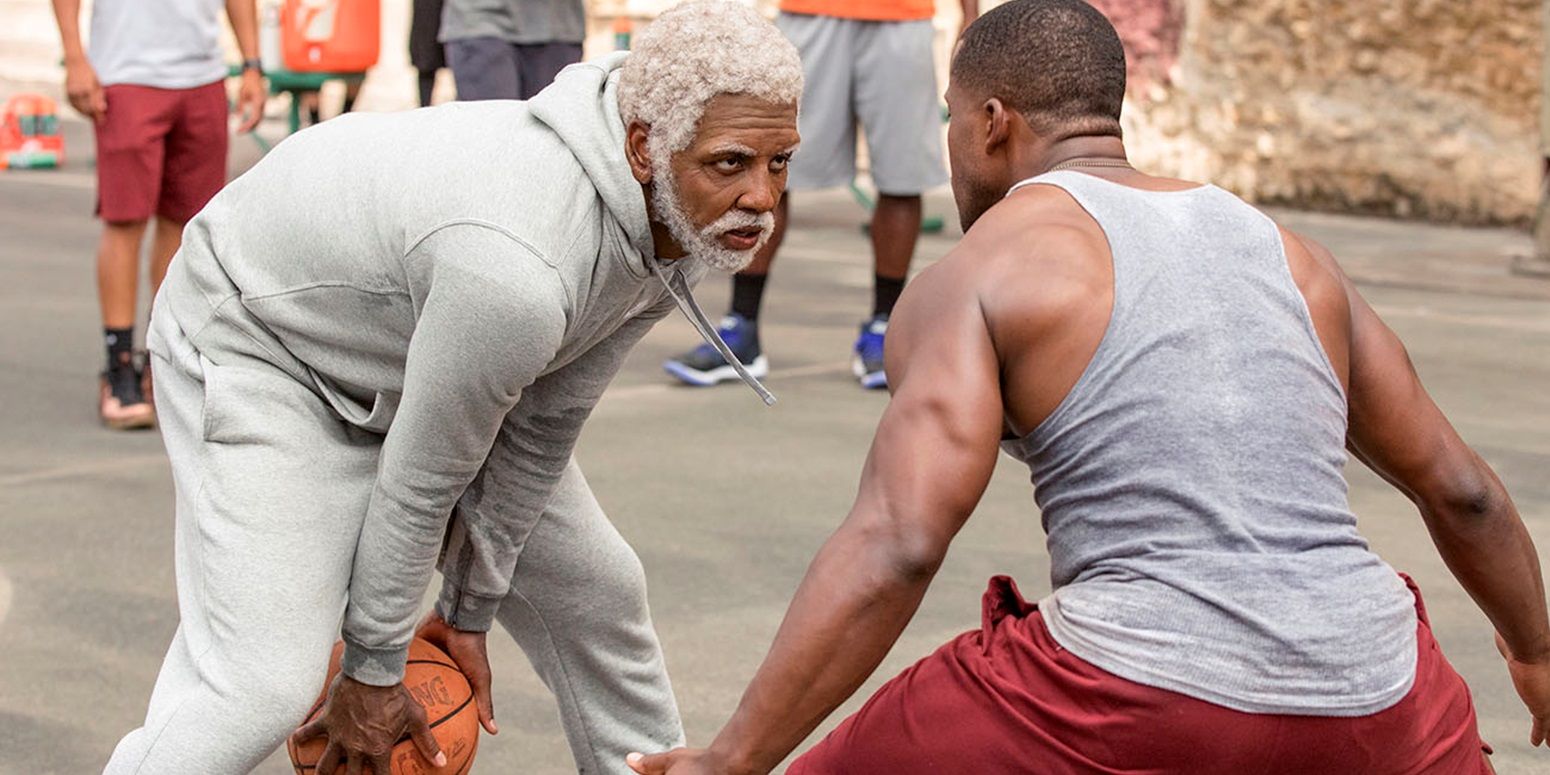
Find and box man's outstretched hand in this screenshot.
[292,674,446,774]
[1498,632,1550,747]
[627,748,752,775]
[416,610,499,735]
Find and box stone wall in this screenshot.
[1115,0,1541,226]
[1087,0,1181,92]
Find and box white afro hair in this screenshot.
[618,1,803,156]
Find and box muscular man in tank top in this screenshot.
[630,2,1549,773]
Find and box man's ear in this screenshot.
[983,97,1011,157]
[625,121,653,185]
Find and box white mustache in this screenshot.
[701,209,775,242]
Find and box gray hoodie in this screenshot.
[159,53,752,685]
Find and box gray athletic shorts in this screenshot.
[777,13,947,195]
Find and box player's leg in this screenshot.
[512,42,582,101]
[105,311,380,774]
[93,84,166,428]
[494,460,683,774]
[445,36,521,101]
[850,19,947,389]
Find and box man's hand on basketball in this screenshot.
[292,673,446,775]
[626,747,753,775]
[1498,632,1550,746]
[416,610,499,735]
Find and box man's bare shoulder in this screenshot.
[1276,224,1344,278]
[1276,225,1351,311]
[910,185,1114,433]
[937,185,1112,327]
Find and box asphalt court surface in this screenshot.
[1,125,1548,773]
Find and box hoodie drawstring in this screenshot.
[651,260,777,406]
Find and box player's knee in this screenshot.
[590,539,650,618]
[224,652,329,727]
[255,678,321,727]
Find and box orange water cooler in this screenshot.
[281,0,380,72]
[0,94,64,170]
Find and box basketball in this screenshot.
[288,638,479,775]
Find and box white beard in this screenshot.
[650,154,774,273]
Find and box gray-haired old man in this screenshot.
[104,3,802,773]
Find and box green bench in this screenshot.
[230,65,366,151]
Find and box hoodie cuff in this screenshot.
[341,634,409,687]
[435,581,503,633]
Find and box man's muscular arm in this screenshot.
[630,257,1006,775]
[1296,232,1550,746]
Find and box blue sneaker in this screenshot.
[852,315,888,390]
[663,314,769,386]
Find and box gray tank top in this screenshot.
[1001,171,1418,716]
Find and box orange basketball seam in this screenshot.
[405,659,460,670]
[429,692,475,729]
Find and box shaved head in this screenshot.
[951,0,1127,138]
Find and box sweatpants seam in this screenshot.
[126,307,219,772]
[509,582,604,771]
[130,475,220,773]
[129,637,223,773]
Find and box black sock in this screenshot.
[418,72,436,107]
[730,273,769,322]
[873,274,906,319]
[104,326,134,369]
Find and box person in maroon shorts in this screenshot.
[52,0,264,428]
[629,2,1550,773]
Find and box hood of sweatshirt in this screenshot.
[527,52,654,276]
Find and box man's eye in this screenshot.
[715,158,744,172]
[771,154,790,171]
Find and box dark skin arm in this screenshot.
[629,257,1006,775]
[225,0,266,133]
[1292,231,1550,746]
[50,0,105,122]
[958,0,980,37]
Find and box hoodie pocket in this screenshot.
[201,356,338,445]
[309,374,398,434]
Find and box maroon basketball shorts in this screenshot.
[790,574,1492,774]
[94,81,228,224]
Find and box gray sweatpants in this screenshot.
[105,308,683,774]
